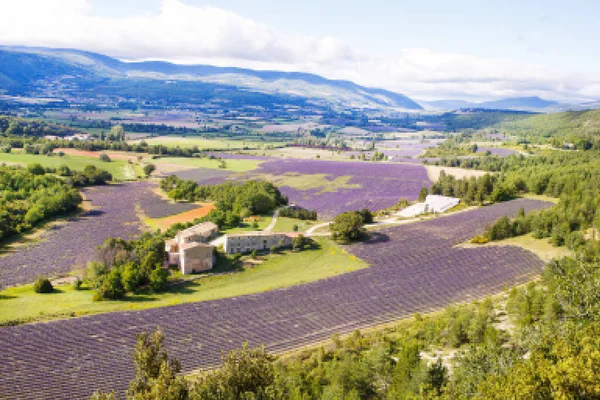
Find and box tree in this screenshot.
[149,267,169,293]
[330,211,366,244]
[418,187,429,202]
[95,269,126,301]
[34,277,53,293]
[292,234,307,251]
[27,163,45,175]
[191,343,279,400]
[358,208,374,224]
[143,164,156,177]
[99,153,112,162]
[109,125,126,142]
[127,327,188,400]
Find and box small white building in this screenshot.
[396,195,460,218]
[426,195,460,213]
[224,232,293,255]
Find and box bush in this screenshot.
[99,153,111,162]
[34,277,53,293]
[470,235,489,244]
[149,267,169,293]
[27,163,46,175]
[143,163,156,176]
[72,278,83,290]
[330,211,367,243]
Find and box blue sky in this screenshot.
[87,0,600,73]
[2,0,599,101]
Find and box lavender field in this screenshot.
[0,199,552,399]
[0,182,180,288]
[254,159,432,218]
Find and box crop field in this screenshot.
[144,204,216,231]
[0,238,366,325]
[251,159,432,219]
[152,156,262,173]
[0,182,182,288]
[131,135,286,150]
[0,199,552,399]
[0,152,135,180]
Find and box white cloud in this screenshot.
[0,0,598,102]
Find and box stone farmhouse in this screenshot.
[224,232,293,255]
[165,222,219,274]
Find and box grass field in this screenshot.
[0,152,136,180]
[152,156,261,172]
[256,172,360,192]
[224,215,273,234]
[131,136,286,150]
[272,217,317,232]
[460,233,570,263]
[0,238,367,325]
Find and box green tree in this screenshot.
[330,212,366,244]
[143,164,156,177]
[191,343,280,400]
[34,277,53,293]
[149,268,169,293]
[418,187,429,202]
[127,327,188,400]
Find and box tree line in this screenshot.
[160,177,287,229]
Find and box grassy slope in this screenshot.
[498,109,600,138]
[0,238,366,325]
[460,233,570,263]
[272,217,317,233]
[0,152,134,180]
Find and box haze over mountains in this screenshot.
[0,46,596,113]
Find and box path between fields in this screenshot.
[263,207,284,232]
[304,205,479,237]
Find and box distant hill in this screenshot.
[422,96,559,112]
[498,108,600,140]
[0,46,422,110]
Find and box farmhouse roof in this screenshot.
[180,242,214,251]
[227,232,288,238]
[179,222,218,237]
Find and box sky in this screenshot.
[0,0,599,102]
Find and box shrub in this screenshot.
[72,278,83,291]
[27,163,45,175]
[149,267,169,293]
[143,163,156,176]
[470,235,489,244]
[34,277,53,293]
[99,153,111,162]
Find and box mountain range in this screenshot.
[421,97,560,112]
[0,46,422,110]
[0,46,596,113]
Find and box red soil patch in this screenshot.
[151,204,217,230]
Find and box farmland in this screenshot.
[0,181,188,288]
[0,151,136,180]
[143,203,216,231]
[0,199,552,399]
[251,159,432,219]
[130,135,287,150]
[0,238,366,325]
